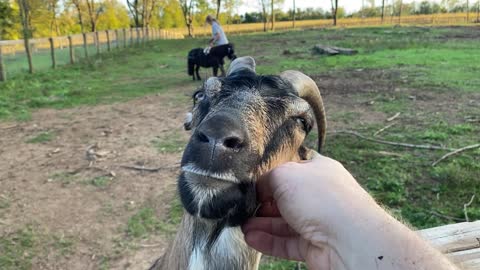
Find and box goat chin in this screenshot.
[178,171,257,228]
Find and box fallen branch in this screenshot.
[373,123,396,137]
[67,166,114,177]
[120,164,179,172]
[464,194,476,222]
[387,112,401,122]
[432,143,480,167]
[329,130,456,151]
[1,124,18,130]
[428,210,465,222]
[137,243,164,248]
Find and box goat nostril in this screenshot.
[223,137,243,150]
[197,132,209,143]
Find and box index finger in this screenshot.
[256,171,274,203]
[256,171,281,217]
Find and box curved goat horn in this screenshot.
[280,70,327,152]
[227,56,256,76]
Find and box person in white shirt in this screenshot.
[206,15,229,47]
[205,15,236,76]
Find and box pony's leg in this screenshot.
[219,65,226,77]
[196,65,201,80]
[213,66,218,77]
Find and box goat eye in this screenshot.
[295,117,310,132]
[194,92,205,101]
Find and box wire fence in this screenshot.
[0,28,184,81]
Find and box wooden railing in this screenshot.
[420,220,480,269]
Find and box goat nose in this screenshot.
[195,114,247,152]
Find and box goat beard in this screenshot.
[200,180,258,250]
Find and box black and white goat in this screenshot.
[151,56,326,270]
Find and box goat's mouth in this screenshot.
[178,167,257,227]
[181,164,239,184]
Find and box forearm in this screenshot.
[334,205,458,270]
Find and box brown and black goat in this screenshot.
[150,56,326,270]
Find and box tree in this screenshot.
[17,0,34,73]
[179,0,195,37]
[381,0,385,21]
[216,0,220,18]
[331,0,338,25]
[270,0,283,31]
[270,0,274,30]
[70,0,86,32]
[126,0,140,26]
[46,0,60,36]
[85,0,103,32]
[292,0,295,28]
[0,0,17,40]
[258,0,268,31]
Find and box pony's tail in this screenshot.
[188,58,194,76]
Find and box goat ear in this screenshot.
[298,145,321,160]
[227,56,256,76]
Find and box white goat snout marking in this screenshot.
[184,112,193,124]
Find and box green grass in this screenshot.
[0,227,36,270]
[0,226,75,270]
[305,122,480,229]
[26,131,54,143]
[151,131,187,153]
[89,176,111,188]
[126,207,164,238]
[259,259,306,270]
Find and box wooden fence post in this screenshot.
[49,37,56,69]
[95,31,100,54]
[0,46,6,82]
[130,28,134,47]
[136,28,140,46]
[123,29,127,48]
[106,30,111,51]
[142,28,146,45]
[82,33,89,58]
[115,29,119,49]
[68,36,75,64]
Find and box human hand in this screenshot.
[241,155,384,270]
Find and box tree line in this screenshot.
[1,0,479,41]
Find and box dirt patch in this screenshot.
[0,87,193,269]
[435,26,480,40]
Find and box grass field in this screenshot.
[0,26,479,269]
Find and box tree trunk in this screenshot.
[331,0,338,26]
[381,0,385,22]
[398,0,403,24]
[0,46,6,81]
[270,0,275,31]
[18,0,34,74]
[292,0,296,28]
[466,0,469,22]
[72,0,85,33]
[477,0,479,22]
[216,0,221,19]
